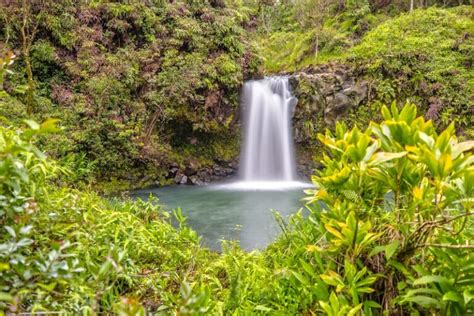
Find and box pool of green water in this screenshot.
[132,182,309,251]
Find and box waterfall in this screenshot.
[240,77,296,181]
[215,76,311,190]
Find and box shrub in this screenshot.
[0,121,214,313]
[288,102,473,314]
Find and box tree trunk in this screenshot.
[410,0,414,11]
[143,107,163,146]
[20,0,35,114]
[22,47,35,114]
[314,34,319,61]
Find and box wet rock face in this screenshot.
[289,63,369,144]
[288,63,369,177]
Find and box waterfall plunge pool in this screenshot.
[132,180,312,251]
[133,76,314,251]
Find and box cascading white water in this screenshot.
[216,76,311,190]
[241,77,296,181]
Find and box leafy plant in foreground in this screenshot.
[302,102,473,314]
[0,120,81,313]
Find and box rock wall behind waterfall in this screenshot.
[289,63,369,176]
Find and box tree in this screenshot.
[0,0,49,114]
[293,0,333,59]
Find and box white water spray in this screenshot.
[241,77,296,181]
[217,77,311,190]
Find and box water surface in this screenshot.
[133,182,308,250]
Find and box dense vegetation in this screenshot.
[1,0,473,314]
[1,104,472,314]
[1,0,260,188]
[257,2,473,140]
[1,1,472,186]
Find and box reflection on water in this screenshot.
[132,184,307,251]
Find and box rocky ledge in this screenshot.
[166,160,237,185]
[289,63,369,141]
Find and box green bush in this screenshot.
[0,121,217,313]
[350,7,474,133]
[302,102,473,314]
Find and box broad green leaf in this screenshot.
[368,151,407,166]
[5,226,15,238]
[0,262,10,271]
[40,118,60,133]
[319,300,332,315]
[98,260,113,279]
[357,276,377,287]
[390,102,399,120]
[329,292,340,311]
[0,292,13,302]
[452,141,474,158]
[464,289,474,304]
[381,105,391,120]
[362,141,380,162]
[385,241,399,260]
[402,295,441,308]
[399,103,417,124]
[321,271,344,287]
[368,245,385,257]
[418,132,434,147]
[442,291,463,304]
[347,303,363,316]
[405,288,440,297]
[292,271,310,286]
[413,275,450,286]
[23,119,40,130]
[299,259,316,277]
[346,212,357,231]
[357,287,375,293]
[37,282,57,292]
[325,224,344,240]
[254,305,272,312]
[364,300,381,308]
[321,166,351,185]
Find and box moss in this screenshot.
[349,6,473,133]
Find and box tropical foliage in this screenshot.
[1,104,472,314]
[0,0,472,314]
[0,0,260,188]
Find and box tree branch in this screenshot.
[441,211,474,225]
[424,243,474,249]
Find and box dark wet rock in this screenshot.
[184,159,199,176]
[290,63,369,144]
[179,175,188,185]
[213,165,225,176]
[168,167,179,177]
[189,175,204,185]
[168,159,237,186]
[222,167,234,175]
[197,170,211,183]
[184,166,197,176]
[289,63,369,177]
[173,173,182,184]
